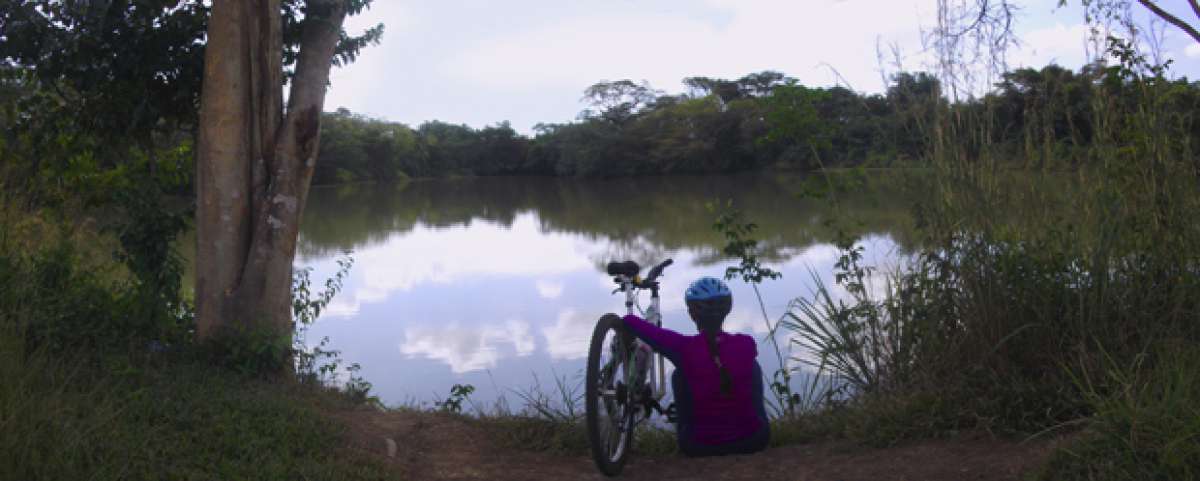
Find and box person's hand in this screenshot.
[617,316,637,347]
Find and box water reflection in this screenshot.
[300,174,920,262]
[314,213,592,317]
[295,174,917,406]
[400,320,535,373]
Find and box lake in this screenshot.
[294,173,919,413]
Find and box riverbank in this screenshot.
[1,318,1057,481]
[326,405,1057,480]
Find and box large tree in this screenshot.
[195,0,380,341]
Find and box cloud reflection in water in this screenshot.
[399,319,536,373]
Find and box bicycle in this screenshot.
[585,258,674,476]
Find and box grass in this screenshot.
[1035,343,1200,480]
[0,328,391,481]
[0,195,391,481]
[458,370,681,457]
[464,367,837,456]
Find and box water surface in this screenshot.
[296,174,917,410]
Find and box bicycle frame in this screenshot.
[616,276,669,402]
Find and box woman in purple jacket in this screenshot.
[622,276,769,457]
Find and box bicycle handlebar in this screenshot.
[645,258,673,282]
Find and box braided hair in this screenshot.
[685,277,734,396]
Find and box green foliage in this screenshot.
[763,82,833,168]
[1,0,383,198]
[203,324,295,377]
[785,242,904,398]
[292,254,370,392]
[205,252,363,381]
[579,79,662,125]
[0,194,383,479]
[305,60,1180,182]
[109,177,193,341]
[709,201,782,284]
[0,1,209,160]
[774,31,1200,459]
[436,383,477,414]
[0,226,190,356]
[314,111,530,183]
[293,256,354,329]
[1038,344,1200,480]
[312,70,949,180]
[709,201,821,421]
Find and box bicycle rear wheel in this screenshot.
[585,313,636,477]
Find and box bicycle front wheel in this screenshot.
[585,313,636,477]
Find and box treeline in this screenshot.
[313,65,1200,183]
[314,71,924,183]
[7,62,1198,188]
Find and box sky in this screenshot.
[325,0,1200,134]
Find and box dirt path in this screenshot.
[333,407,1054,481]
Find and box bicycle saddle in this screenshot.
[606,260,640,277]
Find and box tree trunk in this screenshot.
[196,0,347,343]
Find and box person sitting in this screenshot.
[621,276,770,457]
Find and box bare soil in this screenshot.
[333,407,1055,481]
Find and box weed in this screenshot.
[436,383,476,414]
[709,201,810,419]
[1037,344,1200,480]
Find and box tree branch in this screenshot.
[1188,0,1200,25]
[281,0,346,164]
[1137,0,1200,45]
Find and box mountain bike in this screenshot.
[586,258,674,476]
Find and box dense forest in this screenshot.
[3,57,1198,189]
[311,65,1200,183]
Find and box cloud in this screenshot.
[535,279,564,299]
[324,0,1200,134]
[1012,22,1093,69]
[399,319,535,373]
[1188,43,1200,59]
[443,0,939,95]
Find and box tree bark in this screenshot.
[196,0,347,342]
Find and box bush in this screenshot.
[1038,344,1200,480]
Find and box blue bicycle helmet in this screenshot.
[685,277,732,329]
[685,277,732,301]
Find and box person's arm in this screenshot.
[622,314,686,364]
[752,360,768,422]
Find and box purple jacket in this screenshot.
[622,314,765,445]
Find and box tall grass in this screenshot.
[1037,343,1200,480]
[778,18,1200,468]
